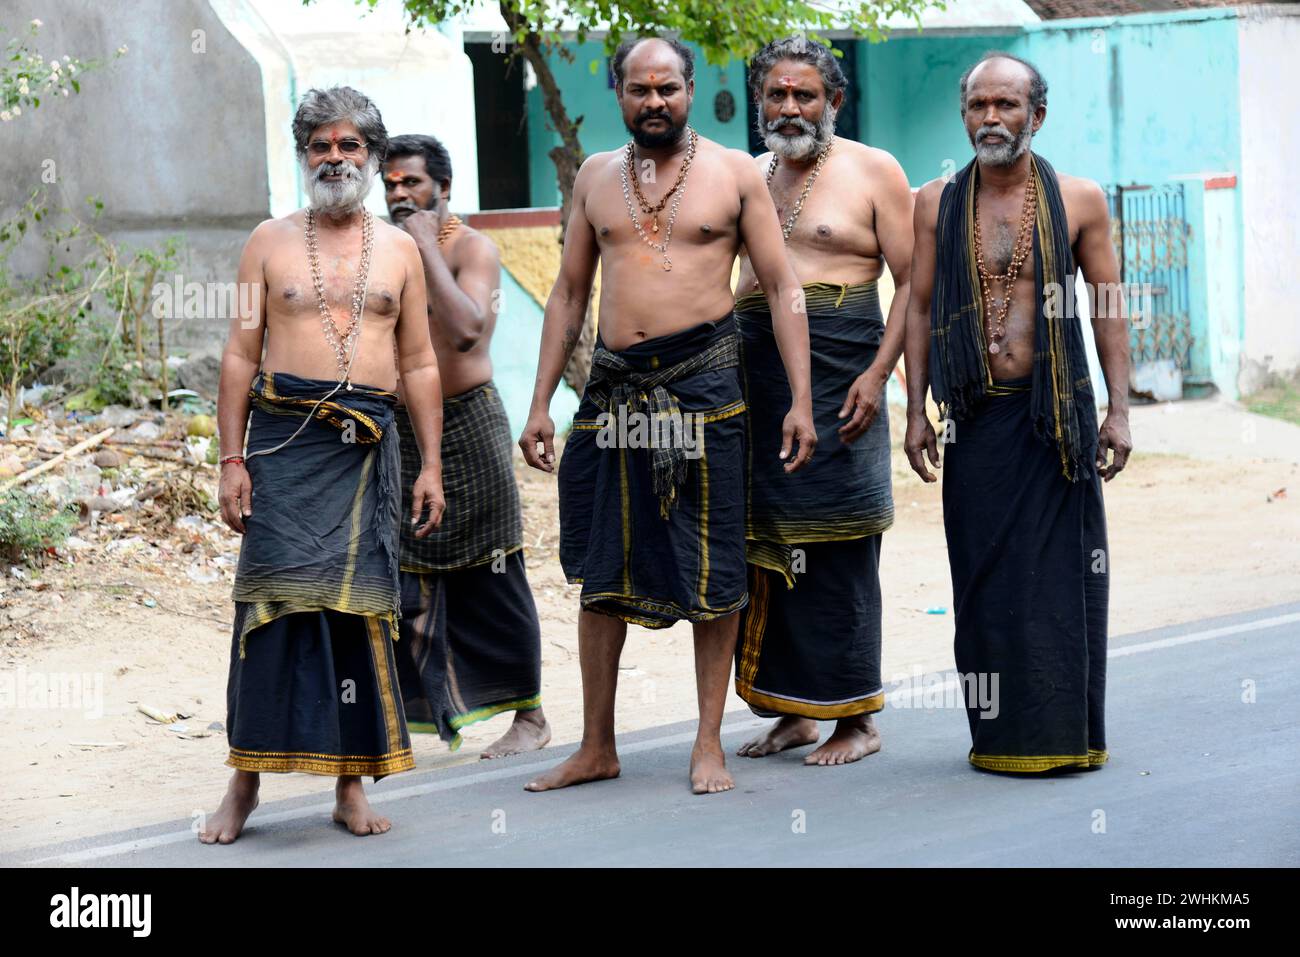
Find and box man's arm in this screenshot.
[902,180,943,483]
[392,230,446,535]
[216,221,270,533]
[1073,178,1132,481]
[839,152,915,443]
[734,151,816,472]
[403,213,499,351]
[519,156,600,472]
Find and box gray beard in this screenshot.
[302,153,378,214]
[762,105,837,161]
[973,123,1034,167]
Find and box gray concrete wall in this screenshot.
[0,0,271,351]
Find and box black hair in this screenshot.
[385,133,452,186]
[959,51,1048,114]
[611,35,695,89]
[748,36,847,104]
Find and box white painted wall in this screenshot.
[1236,6,1300,391]
[234,0,481,218]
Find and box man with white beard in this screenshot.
[903,54,1128,775]
[732,38,915,766]
[202,87,446,844]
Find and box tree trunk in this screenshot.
[504,3,595,394]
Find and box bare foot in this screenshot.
[524,743,620,791]
[736,716,819,758]
[804,715,881,766]
[198,770,260,845]
[481,708,552,759]
[690,742,735,794]
[332,776,392,835]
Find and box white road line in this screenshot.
[26,609,1297,865]
[1107,612,1300,657]
[29,718,769,865]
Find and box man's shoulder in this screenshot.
[707,140,764,180]
[1057,171,1107,202]
[914,177,947,207]
[249,211,299,239]
[447,222,499,263]
[835,137,900,170]
[373,215,420,253]
[1055,171,1110,222]
[577,148,624,178]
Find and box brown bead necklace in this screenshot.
[621,126,698,271]
[972,170,1037,355]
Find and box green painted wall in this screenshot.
[857,11,1241,191]
[527,40,750,207]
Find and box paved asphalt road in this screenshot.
[8,602,1298,867]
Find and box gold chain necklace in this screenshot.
[766,137,834,243]
[437,214,462,246]
[620,126,698,271]
[305,207,374,387]
[973,170,1037,355]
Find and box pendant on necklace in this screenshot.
[346,380,354,391]
[988,341,1001,356]
[650,215,659,234]
[662,260,672,272]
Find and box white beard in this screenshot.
[302,153,378,214]
[763,104,837,161]
[974,123,1034,167]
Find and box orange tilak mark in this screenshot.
[384,171,405,184]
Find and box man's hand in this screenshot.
[519,408,557,472]
[838,365,887,444]
[1096,413,1132,481]
[904,410,941,483]
[780,403,817,473]
[410,467,446,538]
[399,210,442,248]
[219,461,253,533]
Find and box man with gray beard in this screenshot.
[732,37,915,766]
[203,86,445,843]
[903,53,1131,774]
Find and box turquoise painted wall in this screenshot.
[858,11,1241,190]
[489,268,579,436]
[527,41,750,207]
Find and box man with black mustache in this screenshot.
[381,134,550,760]
[519,35,815,795]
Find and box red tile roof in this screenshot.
[1024,0,1273,18]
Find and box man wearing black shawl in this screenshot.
[201,87,445,843]
[903,54,1132,774]
[731,38,916,766]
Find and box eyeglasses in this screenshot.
[307,138,368,157]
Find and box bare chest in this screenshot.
[588,156,740,252]
[767,160,878,257]
[265,239,404,321]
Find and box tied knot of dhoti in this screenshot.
[585,329,739,519]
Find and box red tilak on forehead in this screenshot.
[778,75,798,88]
[384,171,405,183]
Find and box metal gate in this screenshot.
[1104,183,1194,379]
